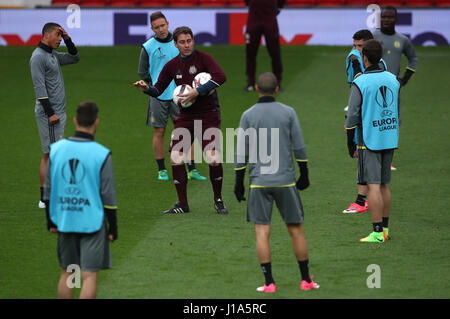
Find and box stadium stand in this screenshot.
[47,0,446,7]
[80,0,111,6]
[52,0,81,5]
[199,0,228,6]
[375,0,406,5]
[346,0,405,6]
[110,0,139,6]
[139,0,169,6]
[404,0,434,6]
[315,0,346,6]
[287,0,317,6]
[169,0,199,6]
[227,0,245,6]
[435,0,450,6]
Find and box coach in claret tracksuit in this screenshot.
[134,26,228,216]
[345,40,400,243]
[138,11,206,182]
[43,102,118,299]
[243,0,284,92]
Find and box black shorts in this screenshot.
[247,185,304,225]
[357,148,394,184]
[57,220,111,272]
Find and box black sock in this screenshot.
[187,160,195,172]
[373,222,383,232]
[260,262,274,286]
[40,187,44,202]
[156,159,165,171]
[382,217,389,228]
[298,259,311,283]
[355,193,366,206]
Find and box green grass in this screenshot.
[0,45,449,299]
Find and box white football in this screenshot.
[173,84,194,108]
[192,72,214,95]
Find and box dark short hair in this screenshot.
[150,11,167,24]
[362,39,383,65]
[42,22,61,36]
[353,29,373,41]
[173,26,193,42]
[382,6,398,16]
[76,101,99,127]
[257,72,278,95]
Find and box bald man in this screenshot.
[234,72,319,293]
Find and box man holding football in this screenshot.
[134,26,228,215]
[138,11,206,182]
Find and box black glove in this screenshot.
[234,169,246,202]
[105,208,118,240]
[351,58,363,80]
[346,128,357,158]
[44,201,57,230]
[347,142,356,158]
[63,37,78,55]
[296,161,310,191]
[39,98,55,117]
[398,69,414,87]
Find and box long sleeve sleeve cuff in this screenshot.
[38,98,55,117]
[144,86,160,97]
[63,37,78,56]
[196,80,219,96]
[105,208,118,240]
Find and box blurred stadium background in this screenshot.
[0,0,450,8]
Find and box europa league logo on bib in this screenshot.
[62,158,86,185]
[375,86,394,109]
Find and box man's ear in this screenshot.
[362,53,368,68]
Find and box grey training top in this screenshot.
[30,43,80,115]
[138,48,151,82]
[235,96,307,187]
[373,29,418,77]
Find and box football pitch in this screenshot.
[0,44,449,299]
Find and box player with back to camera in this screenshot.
[234,72,319,292]
[134,26,228,215]
[343,29,387,214]
[43,101,118,298]
[345,40,400,242]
